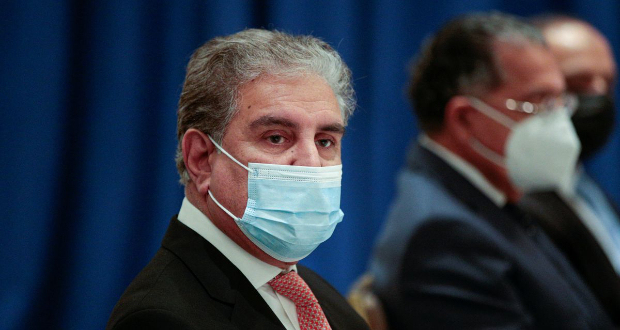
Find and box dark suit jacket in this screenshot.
[370,144,615,329]
[520,190,620,325]
[107,217,369,330]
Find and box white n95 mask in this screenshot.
[468,97,581,194]
[207,135,344,262]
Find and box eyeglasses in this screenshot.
[504,93,578,115]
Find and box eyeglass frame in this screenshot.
[503,93,578,115]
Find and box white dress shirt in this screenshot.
[419,134,507,207]
[177,197,301,330]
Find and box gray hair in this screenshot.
[175,29,355,184]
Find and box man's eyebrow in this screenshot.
[249,116,298,130]
[320,123,346,135]
[249,115,346,135]
[522,89,561,102]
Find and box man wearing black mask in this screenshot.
[542,17,616,159]
[521,15,620,325]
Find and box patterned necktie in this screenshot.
[268,271,332,330]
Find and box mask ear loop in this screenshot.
[207,190,241,221]
[470,139,506,168]
[468,97,516,129]
[205,135,253,221]
[466,97,517,168]
[207,135,253,174]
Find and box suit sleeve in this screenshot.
[395,218,534,329]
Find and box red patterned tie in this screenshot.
[268,271,332,330]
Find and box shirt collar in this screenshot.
[177,197,295,289]
[563,163,584,198]
[419,134,507,207]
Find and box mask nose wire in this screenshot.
[207,135,253,174]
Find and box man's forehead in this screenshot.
[492,40,564,97]
[233,74,344,129]
[543,22,593,51]
[495,43,541,79]
[543,23,616,84]
[547,22,611,56]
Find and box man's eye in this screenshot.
[268,135,285,144]
[317,139,333,148]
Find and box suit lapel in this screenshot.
[161,217,284,329]
[520,191,620,322]
[407,145,517,227]
[520,192,582,245]
[409,144,613,322]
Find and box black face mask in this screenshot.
[572,94,616,160]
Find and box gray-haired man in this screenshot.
[107,29,368,330]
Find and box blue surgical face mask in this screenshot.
[207,135,344,262]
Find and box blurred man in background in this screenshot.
[107,29,369,330]
[370,12,615,329]
[520,15,620,324]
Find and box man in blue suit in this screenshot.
[370,12,615,329]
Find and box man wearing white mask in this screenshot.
[519,15,620,325]
[106,29,369,330]
[370,12,615,329]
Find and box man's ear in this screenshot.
[444,96,477,147]
[182,129,216,195]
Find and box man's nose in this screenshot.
[589,75,610,94]
[290,139,322,167]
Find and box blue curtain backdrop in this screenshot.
[2,1,620,329]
